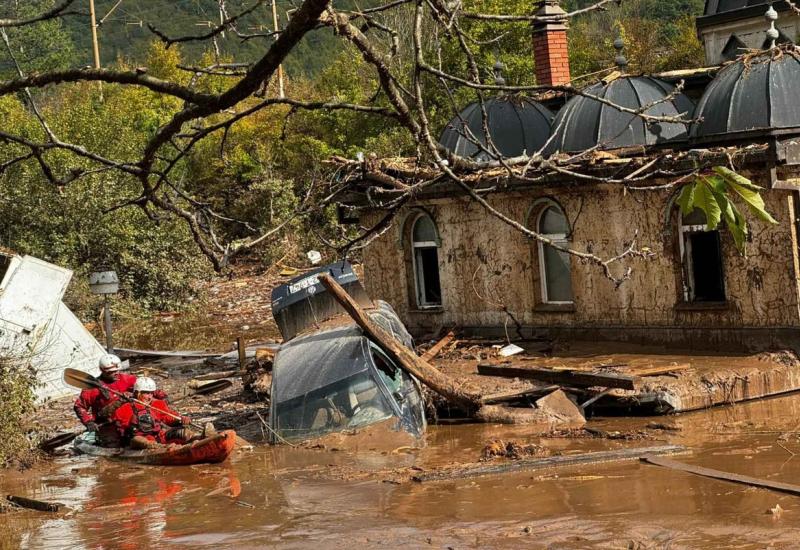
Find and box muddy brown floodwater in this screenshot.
[6,390,800,548]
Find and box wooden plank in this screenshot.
[641,455,800,496]
[413,445,686,482]
[480,385,560,405]
[420,329,456,362]
[237,336,247,370]
[115,348,222,359]
[477,363,639,390]
[621,363,690,377]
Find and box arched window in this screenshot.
[679,209,726,302]
[411,214,442,308]
[537,204,574,304]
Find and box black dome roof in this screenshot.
[691,49,800,141]
[548,76,695,154]
[439,95,554,159]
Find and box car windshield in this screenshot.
[274,370,395,441]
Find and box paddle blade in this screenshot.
[194,379,233,396]
[63,368,99,390]
[40,431,79,452]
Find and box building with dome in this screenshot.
[337,1,800,369]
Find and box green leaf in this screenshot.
[712,166,764,192]
[676,183,696,215]
[726,181,778,225]
[691,176,722,230]
[709,180,748,253]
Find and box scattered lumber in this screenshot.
[623,364,690,377]
[420,329,456,362]
[412,444,686,482]
[319,274,586,426]
[477,363,639,390]
[480,385,560,405]
[115,348,221,360]
[641,455,800,496]
[193,369,242,381]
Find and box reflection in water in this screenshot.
[7,392,800,547]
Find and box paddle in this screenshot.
[46,371,248,451]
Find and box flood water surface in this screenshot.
[6,393,800,548]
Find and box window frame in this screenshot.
[678,215,726,303]
[535,203,574,305]
[410,213,442,309]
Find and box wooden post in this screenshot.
[237,336,246,370]
[318,274,482,413]
[271,0,285,97]
[89,0,101,69]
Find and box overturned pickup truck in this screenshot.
[268,262,426,444]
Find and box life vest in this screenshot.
[130,404,164,437]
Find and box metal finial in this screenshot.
[765,4,779,49]
[613,36,628,69]
[493,59,506,87]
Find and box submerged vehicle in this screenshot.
[73,430,236,466]
[269,263,426,444]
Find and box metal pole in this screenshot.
[103,295,114,352]
[89,0,101,69]
[271,0,285,98]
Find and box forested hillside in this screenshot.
[53,0,705,77]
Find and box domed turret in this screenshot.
[439,62,554,160]
[691,7,800,142]
[549,39,693,154]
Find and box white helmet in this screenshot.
[133,376,157,393]
[98,354,122,372]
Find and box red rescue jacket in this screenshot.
[73,373,167,425]
[73,373,138,425]
[113,399,182,443]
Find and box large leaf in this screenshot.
[713,166,779,224]
[691,176,722,230]
[709,178,748,253]
[712,166,764,191]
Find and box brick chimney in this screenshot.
[533,0,571,87]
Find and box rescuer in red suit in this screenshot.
[73,354,167,446]
[112,376,196,449]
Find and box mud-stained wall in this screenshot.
[359,180,800,349]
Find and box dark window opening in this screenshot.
[415,247,442,306]
[687,231,726,302]
[411,214,442,308]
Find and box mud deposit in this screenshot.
[4,393,800,548]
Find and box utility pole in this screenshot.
[89,0,101,69]
[271,0,285,98]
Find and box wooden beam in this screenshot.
[420,329,456,362]
[477,363,639,390]
[642,455,800,496]
[413,445,686,482]
[480,385,560,405]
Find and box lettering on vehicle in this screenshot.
[288,275,320,295]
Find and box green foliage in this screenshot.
[0,0,75,77]
[677,167,779,254]
[0,358,37,466]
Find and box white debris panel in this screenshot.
[0,254,104,402]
